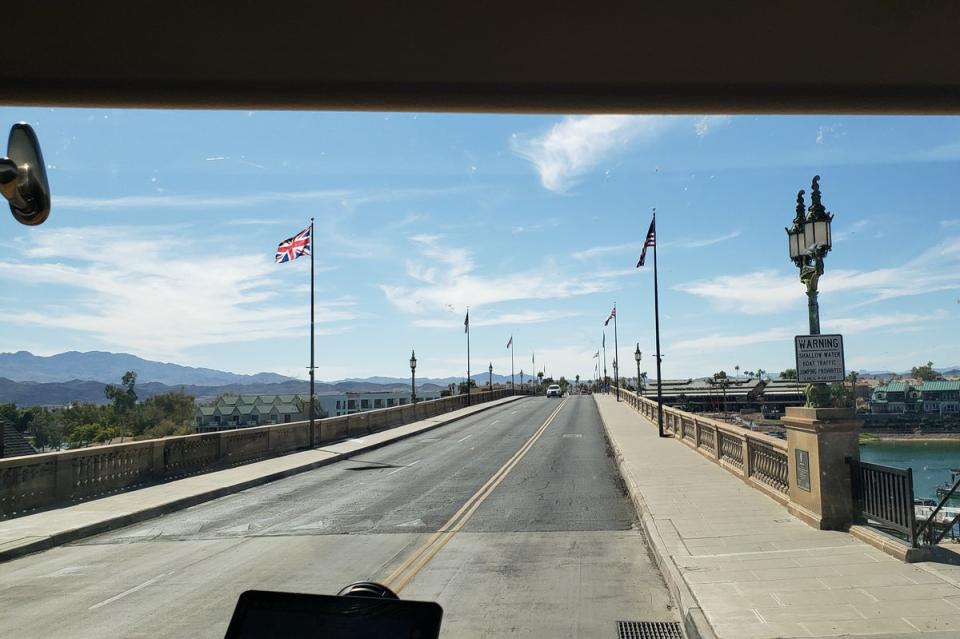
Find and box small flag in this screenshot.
[464,309,469,333]
[593,351,599,359]
[604,305,616,326]
[636,217,656,268]
[506,336,513,349]
[275,226,312,263]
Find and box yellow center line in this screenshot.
[382,398,567,592]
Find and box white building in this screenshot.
[318,389,442,417]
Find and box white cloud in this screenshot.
[412,310,582,329]
[381,235,628,314]
[511,115,677,193]
[670,312,941,355]
[676,236,960,314]
[672,230,742,249]
[832,219,868,242]
[574,230,740,262]
[54,190,351,210]
[694,115,731,139]
[0,226,357,360]
[573,242,643,262]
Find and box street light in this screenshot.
[634,343,642,394]
[786,175,834,406]
[409,350,417,404]
[488,362,493,391]
[537,370,544,395]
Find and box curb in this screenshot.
[0,395,525,564]
[594,395,717,639]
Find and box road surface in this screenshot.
[0,396,676,637]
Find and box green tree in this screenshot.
[0,403,33,433]
[458,379,478,394]
[27,407,63,451]
[911,361,942,382]
[104,370,138,417]
[780,368,798,380]
[829,382,852,408]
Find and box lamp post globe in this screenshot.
[409,350,417,404]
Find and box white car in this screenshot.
[546,384,562,398]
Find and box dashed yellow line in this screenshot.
[382,398,567,593]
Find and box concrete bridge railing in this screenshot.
[0,389,524,518]
[617,388,790,504]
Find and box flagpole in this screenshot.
[602,332,608,394]
[309,217,316,444]
[613,302,621,402]
[510,339,515,395]
[652,208,665,437]
[466,307,471,406]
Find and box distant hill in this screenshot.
[0,351,296,386]
[336,373,521,386]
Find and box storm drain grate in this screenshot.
[616,620,683,639]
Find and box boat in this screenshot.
[935,468,960,503]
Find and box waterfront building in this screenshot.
[196,389,443,432]
[870,380,960,414]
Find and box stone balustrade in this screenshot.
[618,388,790,503]
[0,389,521,518]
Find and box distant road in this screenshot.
[0,396,676,638]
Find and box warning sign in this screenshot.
[794,334,845,383]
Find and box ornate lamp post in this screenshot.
[537,370,544,394]
[786,175,834,406]
[634,344,642,394]
[409,350,417,404]
[488,362,493,391]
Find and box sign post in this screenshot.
[794,334,845,384]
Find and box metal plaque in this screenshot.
[794,334,845,383]
[796,448,811,492]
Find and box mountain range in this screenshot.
[0,351,524,406]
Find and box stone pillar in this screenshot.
[782,406,862,530]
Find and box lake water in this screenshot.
[859,441,960,500]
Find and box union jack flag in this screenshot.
[275,226,312,263]
[605,305,616,326]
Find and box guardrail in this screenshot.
[0,389,523,518]
[618,388,790,502]
[848,458,918,546]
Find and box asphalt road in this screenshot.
[0,396,676,637]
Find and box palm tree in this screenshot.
[756,368,766,381]
[735,364,740,380]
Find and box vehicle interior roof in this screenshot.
[4,2,959,113]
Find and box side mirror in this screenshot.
[0,123,50,225]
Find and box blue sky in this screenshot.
[1,108,959,381]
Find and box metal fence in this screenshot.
[848,458,917,546]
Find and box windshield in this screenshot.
[2,110,960,638]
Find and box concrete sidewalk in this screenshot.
[0,395,523,564]
[595,394,960,639]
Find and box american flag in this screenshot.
[604,305,616,326]
[506,336,513,349]
[464,309,469,334]
[275,226,312,263]
[636,216,656,267]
